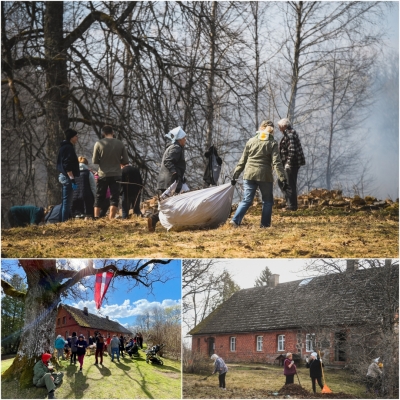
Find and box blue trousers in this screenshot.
[111,347,120,361]
[232,180,274,227]
[59,174,73,222]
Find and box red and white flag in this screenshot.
[94,271,114,309]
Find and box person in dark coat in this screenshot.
[94,332,105,365]
[278,118,306,211]
[71,157,96,218]
[70,332,78,365]
[120,163,143,218]
[148,126,187,232]
[283,352,297,385]
[76,334,88,372]
[119,335,125,357]
[33,353,63,399]
[8,205,45,227]
[306,352,324,393]
[57,129,80,222]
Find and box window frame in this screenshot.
[230,337,236,352]
[256,336,263,352]
[277,335,285,352]
[306,333,315,352]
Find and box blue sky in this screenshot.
[1,259,181,328]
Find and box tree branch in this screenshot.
[1,279,26,299]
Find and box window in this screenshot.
[197,338,200,351]
[57,318,60,326]
[230,337,236,352]
[306,334,315,352]
[256,336,263,352]
[65,331,68,339]
[278,335,285,351]
[62,316,66,324]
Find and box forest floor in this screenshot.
[1,206,398,259]
[183,364,373,399]
[1,350,181,399]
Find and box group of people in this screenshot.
[8,118,305,230]
[35,331,144,398]
[230,118,305,228]
[283,352,324,393]
[57,125,143,221]
[209,352,324,394]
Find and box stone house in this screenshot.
[55,304,131,340]
[189,261,398,366]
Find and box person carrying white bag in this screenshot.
[148,126,187,232]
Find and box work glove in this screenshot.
[71,179,78,191]
[306,357,309,363]
[281,180,289,192]
[285,164,291,170]
[231,179,237,186]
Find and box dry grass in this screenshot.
[183,363,368,399]
[1,207,398,259]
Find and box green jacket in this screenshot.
[33,360,52,385]
[233,132,286,182]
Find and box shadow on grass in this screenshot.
[114,362,131,371]
[66,371,89,399]
[148,363,181,373]
[64,363,79,377]
[96,364,111,377]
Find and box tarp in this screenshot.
[159,183,234,231]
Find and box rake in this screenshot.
[319,350,332,394]
[201,374,213,381]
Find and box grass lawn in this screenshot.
[1,207,398,258]
[183,364,372,399]
[1,351,181,399]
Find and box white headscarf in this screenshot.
[165,126,186,143]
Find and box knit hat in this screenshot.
[79,334,84,338]
[65,128,78,142]
[57,335,61,339]
[311,352,318,358]
[42,353,52,364]
[165,126,186,143]
[374,357,380,363]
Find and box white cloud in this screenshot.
[71,298,181,320]
[68,259,90,270]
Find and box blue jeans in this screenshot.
[111,347,120,361]
[232,180,274,227]
[59,174,73,222]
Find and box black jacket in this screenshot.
[121,165,143,196]
[157,142,186,191]
[72,169,94,216]
[57,140,80,178]
[306,358,324,378]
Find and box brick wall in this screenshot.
[192,328,356,365]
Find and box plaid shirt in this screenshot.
[279,129,306,168]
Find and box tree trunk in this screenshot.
[44,1,70,206]
[287,1,302,122]
[205,1,217,151]
[326,57,337,190]
[2,260,61,388]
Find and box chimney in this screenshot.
[83,307,88,315]
[268,274,279,287]
[346,259,358,272]
[106,316,109,320]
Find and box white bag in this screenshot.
[159,183,234,231]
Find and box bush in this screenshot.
[182,345,211,374]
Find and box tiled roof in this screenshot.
[189,265,398,335]
[62,304,131,334]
